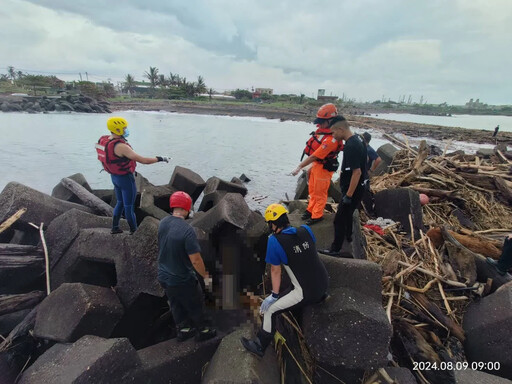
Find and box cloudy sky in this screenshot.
[1,0,511,104]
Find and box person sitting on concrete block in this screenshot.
[241,203,329,357]
[486,233,512,275]
[158,191,216,342]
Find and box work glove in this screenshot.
[204,276,213,292]
[342,195,352,205]
[156,156,170,163]
[290,166,301,176]
[260,292,279,314]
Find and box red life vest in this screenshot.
[301,127,344,161]
[95,135,136,175]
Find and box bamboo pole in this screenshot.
[0,208,27,234]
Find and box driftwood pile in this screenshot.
[362,134,512,383]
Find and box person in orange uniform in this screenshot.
[291,104,343,225]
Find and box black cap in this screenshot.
[362,132,371,143]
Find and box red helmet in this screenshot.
[169,191,192,211]
[316,103,338,119]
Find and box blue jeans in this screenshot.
[111,173,137,232]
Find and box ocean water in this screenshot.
[0,111,498,210]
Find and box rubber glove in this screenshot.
[260,292,279,314]
[342,195,352,205]
[204,276,213,292]
[156,156,170,163]
[290,166,301,176]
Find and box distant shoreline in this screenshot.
[109,99,512,146]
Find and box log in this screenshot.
[427,227,502,258]
[409,186,458,199]
[0,244,42,256]
[410,291,465,342]
[0,208,27,235]
[454,172,495,190]
[60,177,114,216]
[0,291,45,316]
[495,176,512,204]
[441,226,512,292]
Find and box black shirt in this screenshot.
[339,134,368,191]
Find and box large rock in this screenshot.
[294,171,309,200]
[302,287,391,382]
[18,335,140,384]
[45,209,129,272]
[288,211,335,251]
[203,176,247,197]
[202,326,280,383]
[454,369,512,383]
[198,190,228,212]
[374,188,424,238]
[463,286,512,379]
[51,217,163,307]
[377,143,399,165]
[0,182,93,231]
[190,193,251,232]
[34,283,124,343]
[51,173,92,203]
[138,184,175,220]
[134,335,222,384]
[169,166,206,202]
[319,255,382,301]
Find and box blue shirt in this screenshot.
[367,145,379,170]
[265,225,316,266]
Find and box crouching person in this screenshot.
[241,203,329,357]
[158,191,216,342]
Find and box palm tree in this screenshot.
[158,74,167,88]
[144,67,159,96]
[124,74,136,97]
[7,66,15,84]
[196,76,207,94]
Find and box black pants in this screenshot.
[331,186,364,251]
[164,281,205,330]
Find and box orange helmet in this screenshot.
[316,103,338,119]
[314,103,338,124]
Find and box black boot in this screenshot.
[241,330,272,358]
[240,337,265,357]
[301,211,312,220]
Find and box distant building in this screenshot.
[255,88,273,95]
[317,89,337,102]
[252,88,273,100]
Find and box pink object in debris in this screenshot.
[419,193,429,206]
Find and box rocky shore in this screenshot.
[109,99,512,146]
[1,134,512,383]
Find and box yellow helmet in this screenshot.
[107,117,128,136]
[264,203,288,222]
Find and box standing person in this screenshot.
[486,233,512,275]
[493,125,500,137]
[95,116,169,234]
[291,103,343,225]
[362,132,381,174]
[241,204,329,357]
[158,191,216,342]
[320,116,368,256]
[361,132,380,213]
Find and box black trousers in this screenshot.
[164,281,205,330]
[331,186,364,251]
